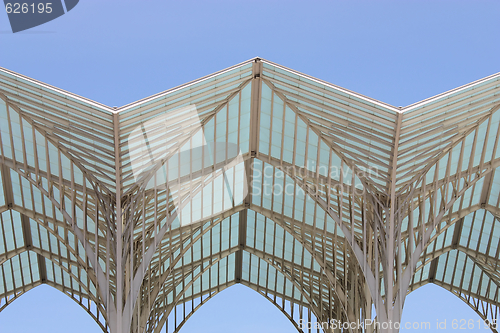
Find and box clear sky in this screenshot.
[1,1,499,332]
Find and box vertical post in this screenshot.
[249,58,262,158]
[387,112,402,332]
[235,208,247,282]
[113,112,123,333]
[235,58,262,283]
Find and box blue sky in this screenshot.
[1,1,500,332]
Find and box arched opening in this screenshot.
[174,284,299,333]
[0,284,102,333]
[143,247,324,333]
[402,283,484,332]
[140,206,357,333]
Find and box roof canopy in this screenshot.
[0,58,499,333]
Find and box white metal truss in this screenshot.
[0,58,499,333]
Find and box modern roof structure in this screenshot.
[0,57,499,333]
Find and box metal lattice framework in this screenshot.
[0,58,499,333]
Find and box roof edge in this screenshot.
[116,57,260,113]
[259,58,402,113]
[2,58,499,116]
[0,66,115,114]
[402,71,500,112]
